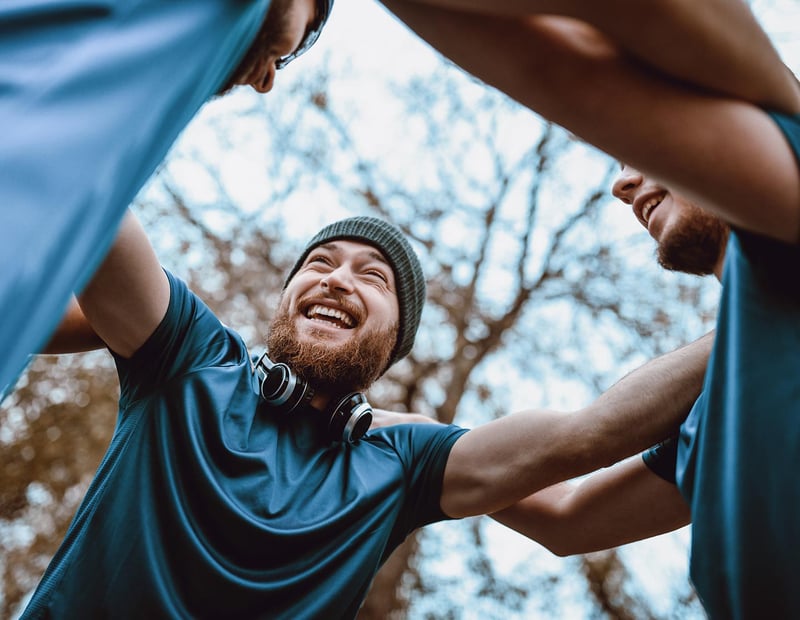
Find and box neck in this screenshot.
[310,391,332,412]
[713,248,727,281]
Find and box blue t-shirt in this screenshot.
[643,110,800,620]
[21,272,467,619]
[0,0,270,399]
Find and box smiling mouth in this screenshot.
[305,304,356,329]
[640,193,666,224]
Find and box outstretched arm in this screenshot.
[380,0,800,242]
[76,210,170,359]
[440,332,711,518]
[391,0,797,110]
[492,457,689,555]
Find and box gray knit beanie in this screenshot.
[285,217,426,367]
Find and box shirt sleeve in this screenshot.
[380,423,469,540]
[114,271,246,406]
[642,435,679,484]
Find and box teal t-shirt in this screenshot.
[677,227,800,619]
[21,272,467,619]
[0,0,270,399]
[643,111,800,618]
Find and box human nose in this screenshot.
[250,63,276,94]
[321,265,355,294]
[611,166,644,205]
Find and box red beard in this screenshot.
[657,205,728,276]
[266,300,397,394]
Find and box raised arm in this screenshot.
[76,210,170,359]
[491,457,690,555]
[392,0,797,109]
[440,332,712,518]
[380,0,800,242]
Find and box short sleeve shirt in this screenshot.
[21,272,467,620]
[642,110,800,620]
[0,0,270,397]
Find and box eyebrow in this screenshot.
[318,242,390,266]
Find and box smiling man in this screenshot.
[0,0,332,401]
[21,210,712,618]
[614,166,730,279]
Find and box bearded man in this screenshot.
[21,211,711,618]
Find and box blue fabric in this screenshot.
[641,111,800,619]
[641,436,678,484]
[21,272,467,619]
[671,110,800,619]
[0,0,270,399]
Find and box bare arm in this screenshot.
[41,297,106,354]
[491,457,690,555]
[440,332,711,518]
[380,1,800,242]
[394,0,798,110]
[76,210,170,359]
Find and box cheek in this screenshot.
[364,292,399,328]
[384,299,401,329]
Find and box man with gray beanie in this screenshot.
[24,209,711,618]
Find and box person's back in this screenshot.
[677,227,800,617]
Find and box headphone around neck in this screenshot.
[253,352,373,443]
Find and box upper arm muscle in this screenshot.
[77,211,169,358]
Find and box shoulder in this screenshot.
[116,271,248,400]
[367,422,467,461]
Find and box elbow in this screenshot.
[525,529,582,557]
[542,539,583,557]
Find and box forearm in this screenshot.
[380,3,800,241]
[442,333,712,517]
[491,458,690,555]
[582,332,713,466]
[41,297,106,354]
[390,0,799,111]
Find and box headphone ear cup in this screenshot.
[256,355,314,413]
[328,392,372,443]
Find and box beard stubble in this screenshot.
[266,302,397,395]
[657,205,729,276]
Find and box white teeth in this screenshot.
[306,304,355,327]
[641,195,664,223]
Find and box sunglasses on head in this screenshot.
[275,0,330,70]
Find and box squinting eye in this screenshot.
[366,270,389,283]
[306,255,332,268]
